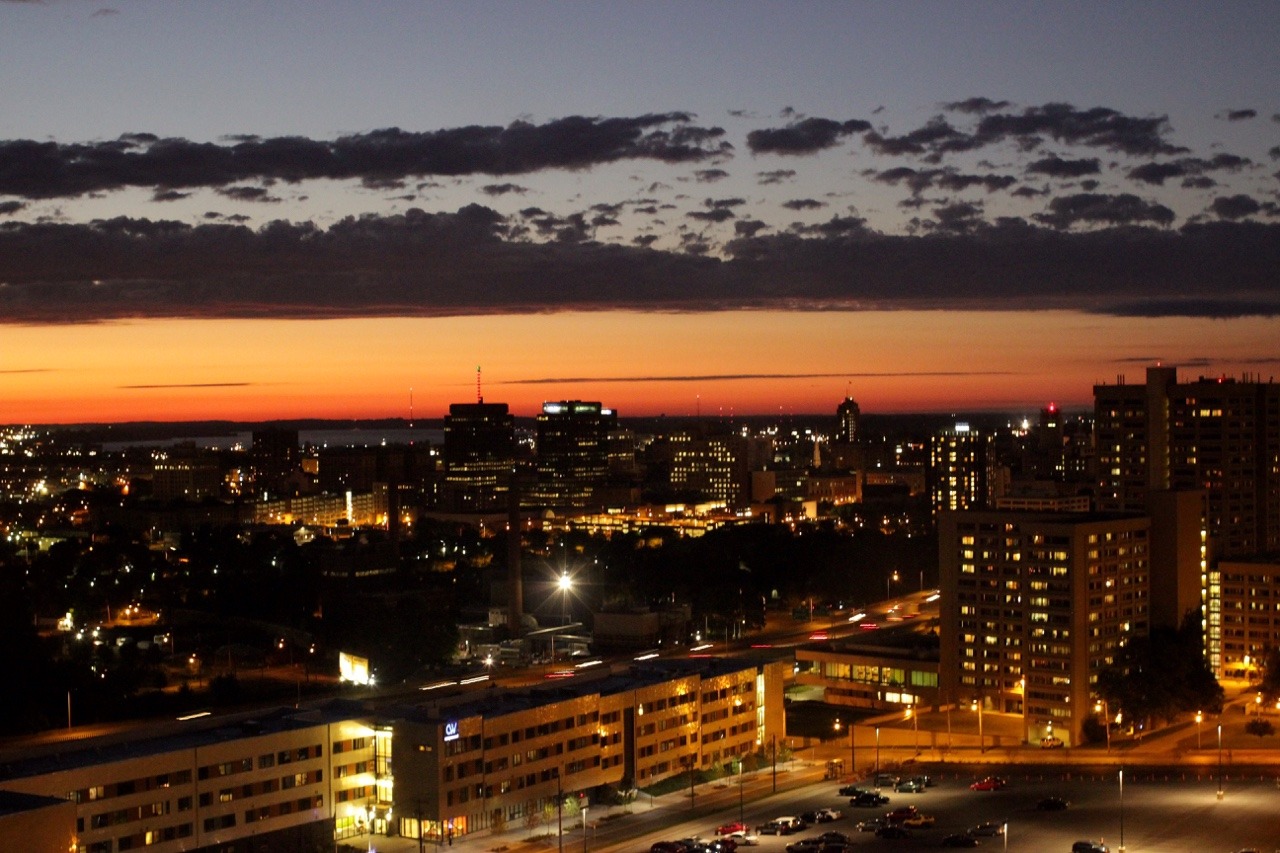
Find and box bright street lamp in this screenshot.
[1195,710,1203,749]
[1118,768,1125,853]
[886,570,900,601]
[1216,723,1224,800]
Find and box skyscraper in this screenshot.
[531,401,616,509]
[442,402,515,512]
[836,395,861,444]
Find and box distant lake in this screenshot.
[102,427,443,451]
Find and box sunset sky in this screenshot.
[1,2,1277,423]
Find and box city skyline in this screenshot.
[1,2,1278,423]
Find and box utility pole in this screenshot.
[771,734,778,793]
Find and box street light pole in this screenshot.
[1196,710,1203,750]
[1217,723,1224,800]
[874,726,880,780]
[771,734,777,793]
[1096,699,1110,753]
[557,768,564,853]
[1118,768,1125,853]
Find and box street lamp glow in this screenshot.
[558,573,572,592]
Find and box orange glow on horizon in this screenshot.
[2,310,1277,424]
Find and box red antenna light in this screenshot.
[477,365,482,403]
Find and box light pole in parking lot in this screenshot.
[1216,723,1224,799]
[874,726,880,781]
[1195,710,1203,749]
[1118,768,1125,853]
[1095,698,1111,753]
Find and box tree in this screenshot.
[1096,610,1223,729]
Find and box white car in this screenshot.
[728,831,760,846]
[814,808,842,822]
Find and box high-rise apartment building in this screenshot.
[1095,366,1280,557]
[531,401,616,510]
[938,510,1150,747]
[249,427,300,500]
[442,402,515,511]
[929,423,998,515]
[668,433,772,506]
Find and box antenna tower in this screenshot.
[477,365,482,403]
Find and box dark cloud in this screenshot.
[0,209,1275,321]
[1011,185,1050,198]
[0,200,26,215]
[874,166,1014,195]
[1210,194,1262,220]
[781,198,825,211]
[705,197,746,209]
[503,369,1015,385]
[1097,298,1280,318]
[216,185,280,203]
[863,118,978,158]
[1126,154,1250,186]
[756,169,796,185]
[1219,109,1257,121]
[1025,155,1101,178]
[152,189,192,202]
[928,201,986,233]
[1034,193,1175,229]
[686,208,736,223]
[734,219,768,237]
[1181,176,1217,189]
[91,8,119,16]
[1269,146,1280,160]
[974,103,1186,156]
[694,169,730,183]
[745,118,871,155]
[1079,179,1100,191]
[0,114,731,199]
[120,382,253,389]
[942,97,1012,114]
[480,183,527,196]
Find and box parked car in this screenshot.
[851,791,891,807]
[814,808,843,822]
[785,839,822,853]
[1036,796,1069,811]
[816,831,853,845]
[838,784,868,797]
[969,822,1004,837]
[875,825,911,839]
[911,775,935,787]
[941,834,980,848]
[969,776,1007,791]
[716,822,749,836]
[651,842,689,853]
[726,831,759,847]
[1071,842,1110,853]
[1041,735,1065,749]
[901,814,936,828]
[873,773,900,787]
[894,778,925,793]
[855,818,886,833]
[885,805,919,824]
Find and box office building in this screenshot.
[443,402,516,512]
[249,428,301,501]
[938,510,1150,747]
[0,660,786,851]
[531,401,616,510]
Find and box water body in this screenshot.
[102,427,443,452]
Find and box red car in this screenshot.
[969,776,1007,791]
[717,823,749,836]
[884,805,919,824]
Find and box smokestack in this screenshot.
[506,468,523,637]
